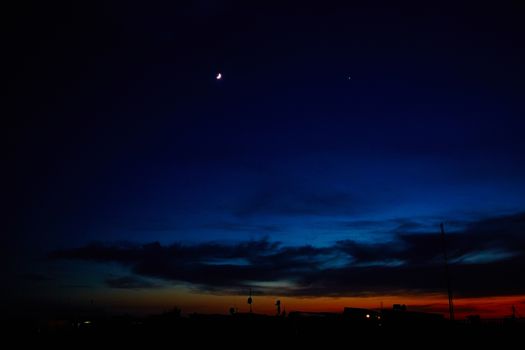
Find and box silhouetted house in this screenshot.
[343,307,378,318]
[343,307,380,324]
[381,305,445,327]
[393,304,407,311]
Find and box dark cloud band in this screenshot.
[50,212,525,297]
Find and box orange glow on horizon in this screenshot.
[86,287,525,320]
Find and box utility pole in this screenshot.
[440,223,454,321]
[247,288,253,313]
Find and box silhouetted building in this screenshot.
[381,304,445,327]
[342,307,381,327]
[393,304,407,311]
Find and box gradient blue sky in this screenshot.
[5,1,525,317]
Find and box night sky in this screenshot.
[5,1,525,318]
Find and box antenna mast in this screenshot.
[440,223,455,321]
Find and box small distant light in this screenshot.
[216,73,222,80]
[83,320,91,324]
[366,314,370,318]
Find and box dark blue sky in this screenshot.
[5,1,525,315]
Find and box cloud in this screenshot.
[335,217,446,235]
[389,219,427,233]
[201,222,281,232]
[105,276,157,289]
[50,212,525,298]
[234,186,361,217]
[465,212,525,237]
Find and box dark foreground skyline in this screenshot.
[4,1,525,319]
